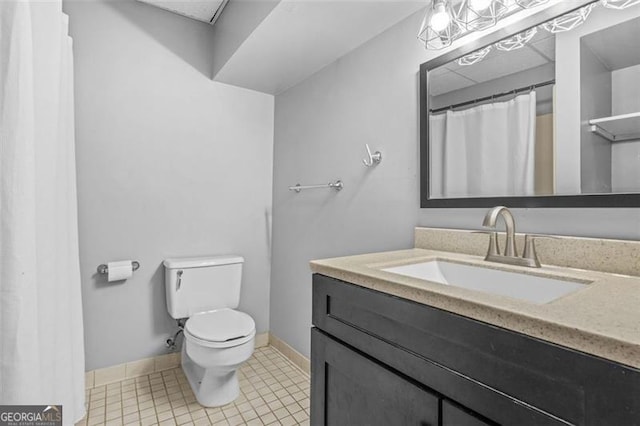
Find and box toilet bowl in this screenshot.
[180,308,256,407]
[163,255,255,407]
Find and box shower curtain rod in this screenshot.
[430,79,555,114]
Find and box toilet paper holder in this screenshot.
[97,261,140,275]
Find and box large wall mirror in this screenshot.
[420,0,640,207]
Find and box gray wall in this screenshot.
[65,0,274,370]
[579,41,611,193]
[612,64,640,192]
[555,4,640,194]
[271,10,640,359]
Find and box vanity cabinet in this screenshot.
[311,274,640,426]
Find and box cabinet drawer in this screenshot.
[312,274,640,425]
[311,328,439,426]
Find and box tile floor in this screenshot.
[77,346,310,426]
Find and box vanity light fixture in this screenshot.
[515,0,549,8]
[495,27,537,51]
[540,3,595,33]
[418,0,462,49]
[454,0,509,31]
[600,0,640,9]
[458,45,492,65]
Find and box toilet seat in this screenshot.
[185,308,255,348]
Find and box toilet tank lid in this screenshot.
[163,255,244,269]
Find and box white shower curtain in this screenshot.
[430,92,537,198]
[0,1,85,423]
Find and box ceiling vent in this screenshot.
[137,0,229,25]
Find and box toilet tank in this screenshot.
[163,255,244,319]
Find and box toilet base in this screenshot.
[181,345,240,407]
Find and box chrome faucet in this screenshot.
[482,206,517,257]
[481,206,553,268]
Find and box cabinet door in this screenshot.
[442,400,494,426]
[311,328,439,426]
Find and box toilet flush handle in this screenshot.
[177,270,183,291]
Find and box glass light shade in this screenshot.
[515,0,550,8]
[454,0,510,31]
[418,0,462,50]
[495,27,537,51]
[458,45,492,65]
[600,0,640,9]
[540,4,595,33]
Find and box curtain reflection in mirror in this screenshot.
[430,92,537,198]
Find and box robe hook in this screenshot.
[362,144,382,167]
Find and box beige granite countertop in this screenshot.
[310,248,640,369]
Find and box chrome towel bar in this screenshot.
[289,180,343,193]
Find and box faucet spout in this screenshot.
[482,206,517,257]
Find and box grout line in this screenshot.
[80,346,310,426]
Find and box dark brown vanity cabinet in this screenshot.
[311,274,640,426]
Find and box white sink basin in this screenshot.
[381,260,588,304]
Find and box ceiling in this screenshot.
[135,0,577,96]
[429,27,556,97]
[581,15,640,71]
[213,0,426,94]
[137,0,228,24]
[138,0,426,95]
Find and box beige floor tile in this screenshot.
[266,400,283,411]
[81,347,309,426]
[273,407,290,420]
[281,415,297,426]
[140,416,158,426]
[285,402,302,415]
[87,416,105,426]
[106,410,122,421]
[123,412,141,424]
[139,400,155,411]
[157,410,174,422]
[140,407,157,419]
[254,405,270,417]
[240,408,258,422]
[292,409,308,423]
[189,409,207,420]
[207,411,225,422]
[227,415,245,426]
[174,413,192,425]
[173,406,190,417]
[221,407,239,418]
[259,413,276,424]
[193,418,210,426]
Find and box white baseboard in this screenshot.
[85,332,270,389]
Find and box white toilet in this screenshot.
[163,255,255,407]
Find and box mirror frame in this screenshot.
[419,0,640,208]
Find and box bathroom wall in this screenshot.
[579,40,612,193]
[611,64,640,192]
[271,9,640,358]
[555,4,640,194]
[64,0,274,370]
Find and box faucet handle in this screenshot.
[523,234,559,267]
